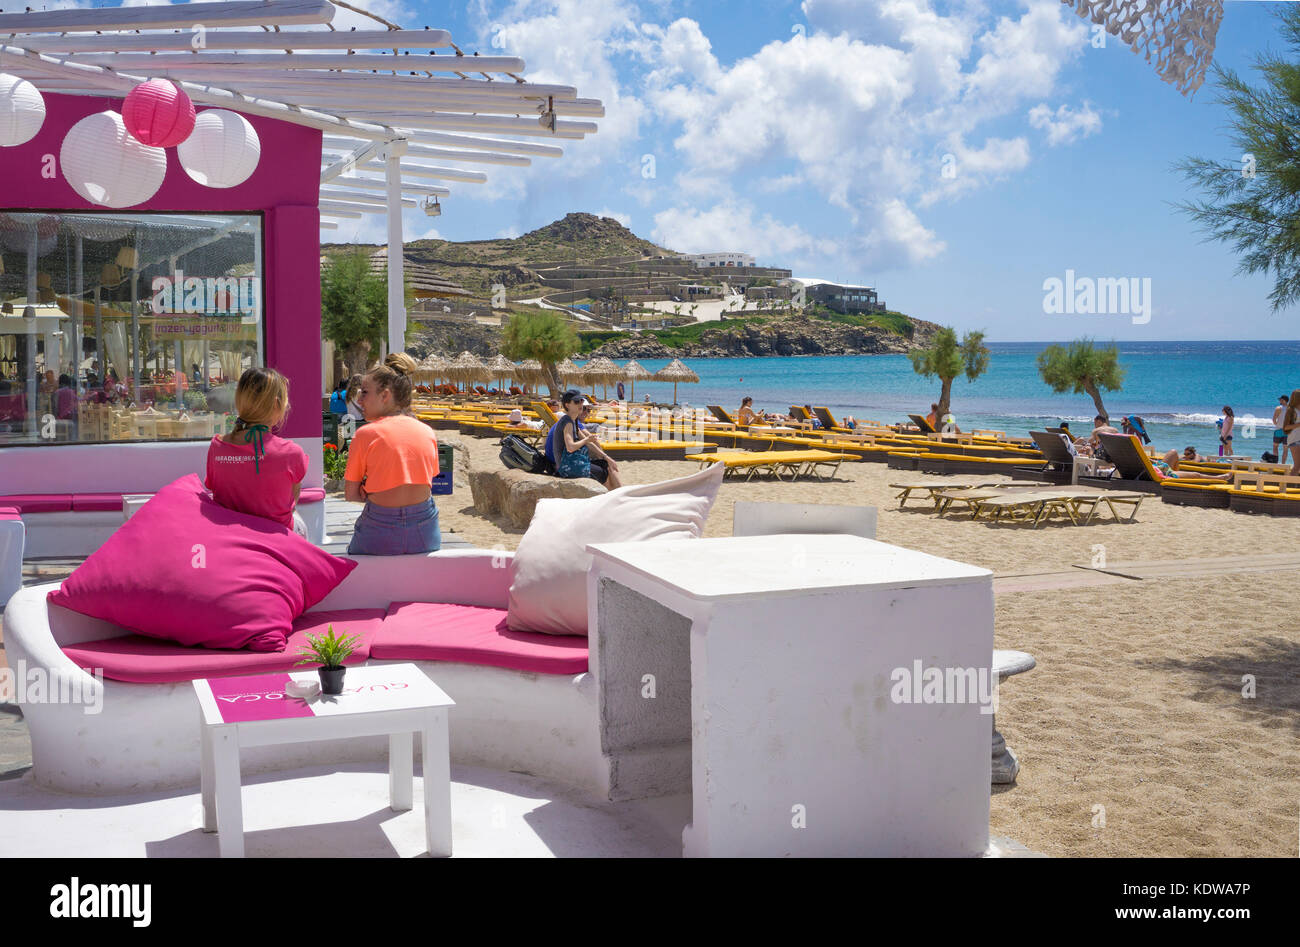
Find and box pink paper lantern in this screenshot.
[122,79,196,148]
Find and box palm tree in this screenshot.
[500,310,579,397]
[908,327,990,419]
[1037,338,1126,420]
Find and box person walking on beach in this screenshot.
[343,353,442,555]
[1283,390,1300,475]
[1218,406,1234,457]
[1272,395,1288,461]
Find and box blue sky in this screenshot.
[317,0,1299,342]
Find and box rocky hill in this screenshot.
[580,312,942,359]
[323,212,668,296]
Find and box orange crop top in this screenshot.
[343,414,439,493]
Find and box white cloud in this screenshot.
[596,208,633,228]
[1027,102,1103,146]
[651,202,842,270]
[756,173,804,194]
[643,0,1091,272]
[919,134,1032,206]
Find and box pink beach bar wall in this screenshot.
[0,92,325,494]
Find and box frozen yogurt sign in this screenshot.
[150,269,258,315]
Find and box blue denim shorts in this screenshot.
[347,498,440,556]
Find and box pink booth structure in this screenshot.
[0,94,327,553]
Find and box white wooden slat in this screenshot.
[318,209,363,218]
[94,69,579,99]
[319,221,339,230]
[15,28,453,54]
[64,52,527,73]
[5,45,400,141]
[342,112,592,138]
[263,89,605,117]
[331,175,450,196]
[386,130,565,157]
[358,160,486,183]
[321,138,530,166]
[0,0,334,34]
[320,188,416,207]
[319,200,385,216]
[319,140,382,184]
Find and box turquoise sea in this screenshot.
[582,341,1300,459]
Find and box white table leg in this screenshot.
[200,717,216,833]
[212,726,244,858]
[421,709,452,857]
[389,731,413,812]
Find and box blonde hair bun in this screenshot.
[386,352,418,376]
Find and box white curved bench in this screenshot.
[2,551,612,797]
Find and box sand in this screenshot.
[438,435,1300,857]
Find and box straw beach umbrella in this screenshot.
[419,354,448,387]
[555,357,581,387]
[653,358,699,404]
[621,359,652,402]
[515,358,545,393]
[484,353,516,392]
[581,355,621,401]
[447,350,488,394]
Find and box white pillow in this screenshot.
[507,462,725,636]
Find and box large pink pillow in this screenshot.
[47,474,356,652]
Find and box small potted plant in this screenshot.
[294,624,361,695]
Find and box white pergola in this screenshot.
[0,0,603,354]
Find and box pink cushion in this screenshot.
[72,493,125,512]
[0,507,18,521]
[62,609,386,683]
[48,474,357,652]
[299,487,326,504]
[373,601,589,674]
[0,494,72,514]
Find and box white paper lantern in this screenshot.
[60,111,166,208]
[177,109,260,188]
[0,73,46,147]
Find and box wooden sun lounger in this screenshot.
[890,479,1041,509]
[970,487,1148,525]
[890,480,976,508]
[697,450,856,482]
[935,486,1044,518]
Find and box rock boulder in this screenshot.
[468,468,606,528]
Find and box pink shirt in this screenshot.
[205,434,308,529]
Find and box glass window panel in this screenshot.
[0,211,263,447]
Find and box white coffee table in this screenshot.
[192,662,455,858]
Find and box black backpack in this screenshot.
[500,434,554,475]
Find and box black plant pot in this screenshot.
[319,666,346,696]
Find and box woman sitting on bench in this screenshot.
[553,390,621,488]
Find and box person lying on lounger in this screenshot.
[1153,450,1230,481]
